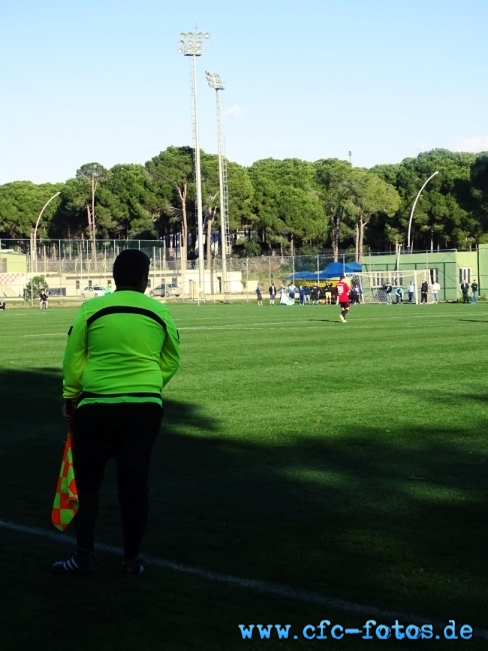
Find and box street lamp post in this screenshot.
[178,31,210,297]
[205,70,229,296]
[407,171,439,252]
[32,191,61,273]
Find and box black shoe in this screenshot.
[52,549,98,574]
[121,558,144,576]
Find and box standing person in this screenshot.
[104,279,113,295]
[350,283,359,305]
[420,280,429,304]
[303,285,310,304]
[395,286,403,304]
[407,281,415,303]
[336,275,350,323]
[39,290,48,310]
[256,284,263,306]
[471,279,479,303]
[311,284,320,305]
[299,286,305,306]
[269,282,277,306]
[385,282,392,305]
[53,249,180,575]
[432,280,440,304]
[460,281,470,303]
[288,283,297,302]
[324,283,332,305]
[0,300,5,310]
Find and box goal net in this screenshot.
[356,269,423,304]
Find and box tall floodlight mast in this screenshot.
[205,70,229,295]
[178,31,210,297]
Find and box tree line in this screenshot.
[0,147,487,262]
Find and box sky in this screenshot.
[0,0,487,184]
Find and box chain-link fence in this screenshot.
[0,238,484,303]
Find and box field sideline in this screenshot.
[0,301,487,650]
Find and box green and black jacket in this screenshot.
[63,290,180,408]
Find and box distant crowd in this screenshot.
[254,281,363,306]
[381,279,479,304]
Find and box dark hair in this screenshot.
[113,249,150,288]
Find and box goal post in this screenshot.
[356,269,422,304]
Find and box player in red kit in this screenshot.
[336,275,350,323]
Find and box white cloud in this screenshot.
[453,135,488,153]
[223,104,246,119]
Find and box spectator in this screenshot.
[256,284,263,306]
[0,300,6,310]
[420,280,429,304]
[460,281,470,303]
[408,281,415,303]
[471,280,479,303]
[269,283,277,306]
[310,284,320,305]
[324,283,332,305]
[432,280,440,304]
[39,290,49,310]
[395,287,403,304]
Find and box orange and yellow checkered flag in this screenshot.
[51,430,79,531]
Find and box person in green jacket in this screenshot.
[53,249,180,576]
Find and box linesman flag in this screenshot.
[51,430,79,531]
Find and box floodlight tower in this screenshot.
[178,31,210,296]
[205,70,229,294]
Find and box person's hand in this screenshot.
[62,400,76,424]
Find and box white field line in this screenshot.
[0,518,486,640]
[0,310,484,338]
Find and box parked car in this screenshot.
[81,285,105,298]
[150,283,182,298]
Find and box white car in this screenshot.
[150,283,182,298]
[81,286,105,298]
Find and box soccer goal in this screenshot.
[357,269,423,304]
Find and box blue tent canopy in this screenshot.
[320,262,362,277]
[286,262,362,281]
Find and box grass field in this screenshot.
[0,300,487,650]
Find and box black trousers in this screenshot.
[72,402,163,559]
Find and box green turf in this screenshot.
[0,301,487,650]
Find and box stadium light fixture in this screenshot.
[178,31,211,296]
[407,171,439,252]
[205,69,229,295]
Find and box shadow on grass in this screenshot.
[0,367,487,645]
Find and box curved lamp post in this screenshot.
[32,191,61,273]
[407,171,439,252]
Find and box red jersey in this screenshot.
[336,281,350,303]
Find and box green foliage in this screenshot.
[234,236,262,257]
[23,275,48,300]
[2,148,488,257]
[0,182,62,238]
